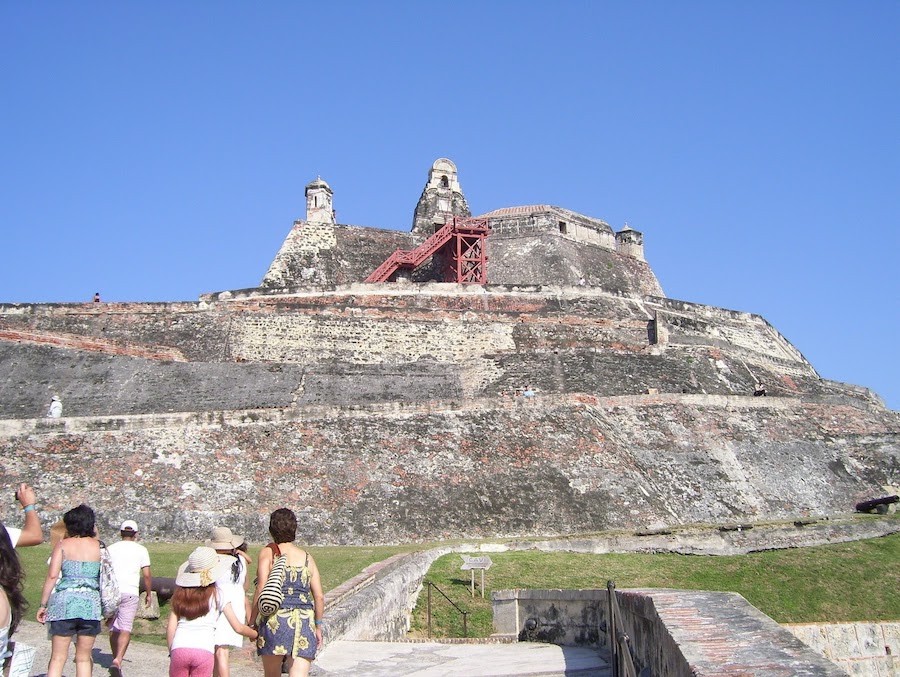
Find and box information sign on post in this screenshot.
[460,555,493,598]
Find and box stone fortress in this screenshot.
[1,158,897,544]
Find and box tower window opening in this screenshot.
[559,221,567,234]
[440,175,449,188]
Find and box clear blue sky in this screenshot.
[2,3,898,410]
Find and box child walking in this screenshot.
[167,547,258,677]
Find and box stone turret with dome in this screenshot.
[411,158,471,235]
[305,176,334,225]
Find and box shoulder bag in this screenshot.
[257,542,286,617]
[99,541,121,618]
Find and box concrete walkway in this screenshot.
[311,640,610,676]
[11,623,610,676]
[11,620,261,676]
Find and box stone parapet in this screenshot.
[786,622,900,677]
[492,587,849,675]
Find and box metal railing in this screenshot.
[425,580,469,638]
[606,580,639,677]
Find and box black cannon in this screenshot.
[140,576,176,602]
[855,495,899,514]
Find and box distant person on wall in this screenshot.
[93,293,100,303]
[250,508,325,677]
[36,504,103,677]
[753,382,767,397]
[47,396,62,418]
[205,526,248,677]
[107,519,152,673]
[6,483,43,548]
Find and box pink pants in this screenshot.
[169,647,214,677]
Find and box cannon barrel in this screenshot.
[855,495,899,514]
[140,577,176,602]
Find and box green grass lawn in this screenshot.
[410,532,900,638]
[16,532,900,643]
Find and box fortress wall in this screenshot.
[261,223,420,288]
[0,342,308,418]
[2,395,896,544]
[487,235,663,295]
[0,302,230,362]
[0,342,464,418]
[227,312,517,364]
[489,211,618,250]
[0,289,853,419]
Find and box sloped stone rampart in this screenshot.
[617,589,849,676]
[1,394,896,544]
[0,287,867,421]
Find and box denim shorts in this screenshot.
[49,618,102,637]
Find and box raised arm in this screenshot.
[15,483,43,547]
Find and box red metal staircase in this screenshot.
[365,217,490,284]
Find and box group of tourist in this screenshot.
[0,485,326,677]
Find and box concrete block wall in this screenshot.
[787,622,900,677]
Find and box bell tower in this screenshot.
[305,177,335,225]
[411,158,471,235]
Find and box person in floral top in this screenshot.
[250,509,325,677]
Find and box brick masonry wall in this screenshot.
[1,394,896,544]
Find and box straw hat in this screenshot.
[49,519,67,548]
[205,526,244,551]
[175,546,226,587]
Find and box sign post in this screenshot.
[460,555,493,598]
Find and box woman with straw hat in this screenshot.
[205,526,248,677]
[166,546,257,677]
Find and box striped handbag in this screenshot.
[257,543,286,617]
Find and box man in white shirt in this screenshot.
[107,520,152,672]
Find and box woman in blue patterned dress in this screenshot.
[36,504,102,677]
[250,508,325,677]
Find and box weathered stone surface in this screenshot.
[617,589,848,676]
[0,158,896,546]
[2,286,881,420]
[787,622,900,676]
[1,395,896,544]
